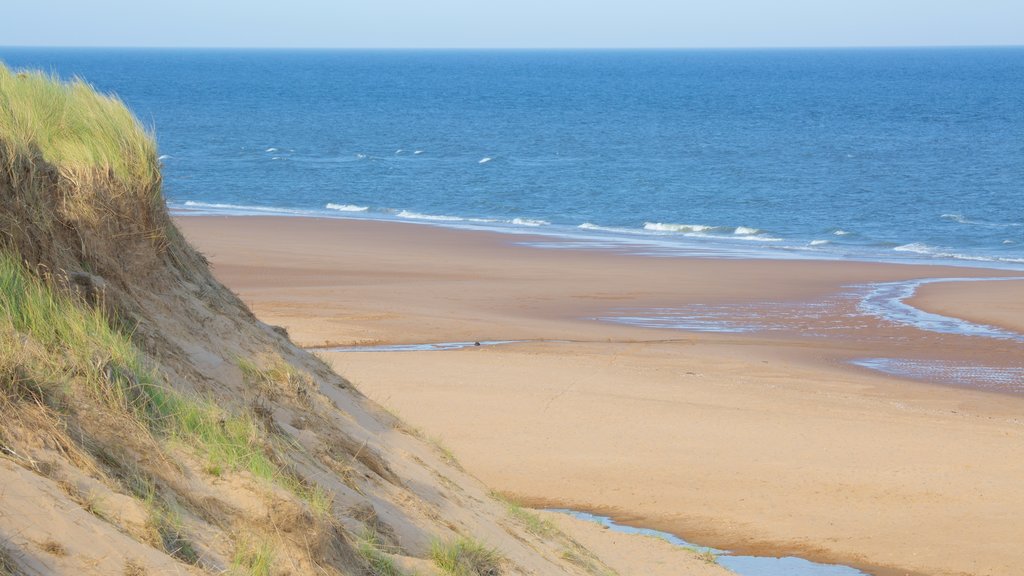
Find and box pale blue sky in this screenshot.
[3,0,1022,49]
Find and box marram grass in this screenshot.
[0,252,274,486]
[0,62,159,188]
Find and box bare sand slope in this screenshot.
[180,215,1024,576]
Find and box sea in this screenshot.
[2,47,1022,268]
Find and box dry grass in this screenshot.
[230,539,276,576]
[39,540,67,557]
[0,546,19,576]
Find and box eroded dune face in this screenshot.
[0,65,679,576]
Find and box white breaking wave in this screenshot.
[413,150,424,155]
[833,229,851,236]
[179,201,316,216]
[644,222,777,240]
[396,210,465,222]
[265,147,278,152]
[893,242,935,255]
[894,242,1024,264]
[643,222,715,233]
[578,222,638,234]
[157,154,171,160]
[479,157,493,164]
[810,239,830,246]
[511,218,550,227]
[325,203,369,212]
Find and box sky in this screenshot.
[2,0,1022,49]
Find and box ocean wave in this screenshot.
[179,201,317,216]
[511,218,550,227]
[265,147,278,152]
[325,203,369,212]
[833,229,851,236]
[414,150,424,155]
[644,222,778,241]
[157,154,172,161]
[478,157,493,164]
[396,210,465,222]
[894,242,1024,264]
[941,213,1023,228]
[809,239,830,246]
[644,222,716,233]
[578,222,643,235]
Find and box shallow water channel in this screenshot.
[547,509,870,576]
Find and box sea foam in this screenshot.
[325,203,369,212]
[511,218,550,227]
[396,210,465,222]
[644,222,715,233]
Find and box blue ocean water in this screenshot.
[2,48,1022,267]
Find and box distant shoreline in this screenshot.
[173,207,1024,273]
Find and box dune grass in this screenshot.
[430,538,502,576]
[0,63,159,190]
[0,252,334,513]
[0,250,274,474]
[496,495,557,538]
[356,528,409,576]
[230,539,276,576]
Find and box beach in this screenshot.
[180,215,1024,576]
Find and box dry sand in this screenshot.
[180,215,1024,576]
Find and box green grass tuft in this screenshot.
[430,537,502,576]
[356,528,408,576]
[0,252,324,514]
[0,63,159,190]
[489,492,557,538]
[230,539,275,576]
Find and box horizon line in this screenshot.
[2,43,1023,51]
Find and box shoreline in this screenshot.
[173,205,1024,273]
[178,214,1024,576]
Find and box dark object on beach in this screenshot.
[474,341,481,346]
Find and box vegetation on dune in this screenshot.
[431,537,503,576]
[0,63,159,190]
[0,252,333,509]
[356,528,409,576]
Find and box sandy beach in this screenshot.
[180,215,1024,576]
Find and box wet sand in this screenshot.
[910,278,1024,335]
[179,215,1024,576]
